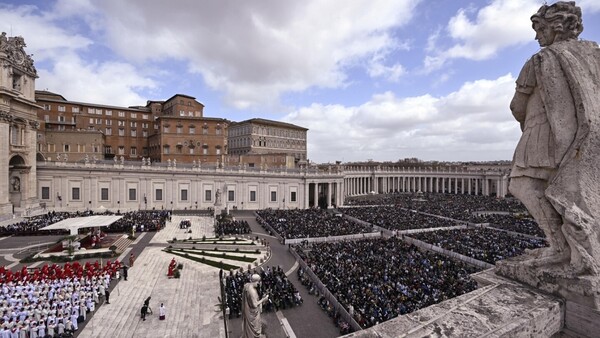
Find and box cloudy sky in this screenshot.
[2,0,599,163]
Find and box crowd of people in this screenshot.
[342,206,457,231]
[0,211,94,237]
[223,266,302,319]
[345,193,528,222]
[0,210,169,237]
[470,214,545,238]
[0,260,120,337]
[410,228,547,264]
[296,237,479,329]
[215,219,252,236]
[256,209,372,239]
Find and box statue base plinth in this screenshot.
[496,256,600,337]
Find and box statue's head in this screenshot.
[251,273,261,285]
[531,1,583,47]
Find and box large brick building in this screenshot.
[34,92,309,168]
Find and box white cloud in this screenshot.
[37,53,155,106]
[0,2,155,106]
[424,0,539,72]
[90,0,421,109]
[284,74,520,163]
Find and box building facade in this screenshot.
[0,33,40,216]
[228,118,308,167]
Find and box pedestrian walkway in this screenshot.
[79,216,224,338]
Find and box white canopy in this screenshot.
[42,215,124,235]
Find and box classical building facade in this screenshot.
[0,33,40,216]
[228,118,308,167]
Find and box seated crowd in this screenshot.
[0,260,121,337]
[345,193,528,222]
[256,209,372,239]
[0,210,169,237]
[296,237,479,329]
[470,214,545,238]
[223,266,302,319]
[215,220,251,236]
[410,228,547,264]
[342,206,457,231]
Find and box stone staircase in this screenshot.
[112,235,133,254]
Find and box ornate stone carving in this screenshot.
[0,111,14,123]
[0,32,37,75]
[497,1,600,310]
[28,120,40,129]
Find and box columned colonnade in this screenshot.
[343,168,509,198]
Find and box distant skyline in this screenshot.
[2,0,599,163]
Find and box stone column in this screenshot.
[327,182,332,208]
[304,182,309,208]
[313,183,319,207]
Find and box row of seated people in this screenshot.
[0,210,169,237]
[0,260,119,337]
[345,193,527,222]
[410,227,547,264]
[295,237,480,329]
[215,220,251,236]
[0,211,93,237]
[342,206,458,231]
[470,214,545,237]
[223,266,302,319]
[256,209,372,240]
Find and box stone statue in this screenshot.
[11,177,20,192]
[120,156,124,165]
[192,160,197,168]
[63,153,68,162]
[84,154,89,164]
[241,274,269,338]
[167,159,171,167]
[215,189,222,206]
[114,156,118,164]
[173,159,177,167]
[497,1,600,307]
[57,153,62,162]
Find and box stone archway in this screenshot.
[9,155,27,208]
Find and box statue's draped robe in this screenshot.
[524,39,600,272]
[241,283,261,338]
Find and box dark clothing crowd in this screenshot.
[256,209,372,239]
[223,266,302,319]
[410,228,547,264]
[215,220,251,236]
[296,237,479,329]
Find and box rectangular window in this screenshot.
[44,115,50,122]
[106,119,112,126]
[142,114,148,120]
[202,127,208,135]
[156,189,163,201]
[118,146,124,154]
[250,191,256,202]
[89,118,94,124]
[163,146,170,154]
[189,127,195,134]
[163,126,169,133]
[118,111,125,117]
[130,147,137,155]
[128,188,137,201]
[105,110,112,116]
[216,148,221,155]
[44,104,51,110]
[290,191,297,202]
[142,122,149,128]
[271,191,277,202]
[189,148,194,154]
[118,120,125,126]
[64,144,70,152]
[105,127,112,135]
[205,189,212,201]
[41,187,50,200]
[216,128,222,135]
[142,130,148,137]
[176,126,183,134]
[58,116,66,122]
[131,113,137,119]
[58,105,66,112]
[181,189,188,201]
[202,148,208,155]
[130,121,137,128]
[72,187,80,200]
[118,128,125,136]
[131,129,137,137]
[101,188,109,201]
[228,190,235,202]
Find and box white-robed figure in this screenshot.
[241,274,268,338]
[159,303,166,320]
